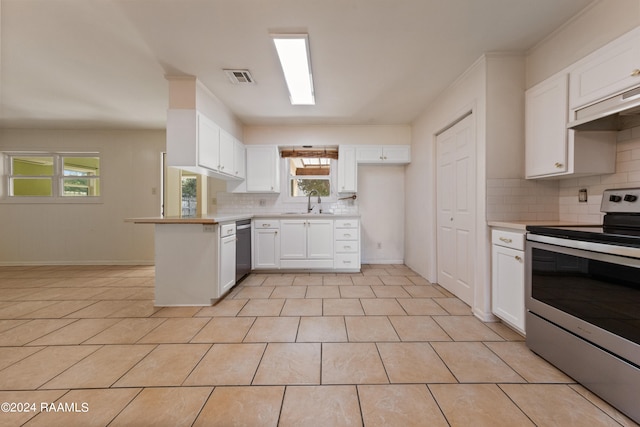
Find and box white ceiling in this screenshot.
[0,0,595,129]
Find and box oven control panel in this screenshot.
[601,187,640,213]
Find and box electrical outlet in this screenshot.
[377,242,382,249]
[259,199,266,206]
[579,188,588,203]
[203,224,216,232]
[151,187,157,195]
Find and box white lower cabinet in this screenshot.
[219,223,236,295]
[280,219,334,269]
[252,216,360,272]
[491,229,525,335]
[253,220,280,269]
[334,219,360,270]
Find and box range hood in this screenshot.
[568,86,640,131]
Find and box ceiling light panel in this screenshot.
[271,34,315,105]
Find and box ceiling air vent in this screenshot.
[224,69,255,85]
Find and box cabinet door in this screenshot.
[280,220,307,259]
[355,146,384,163]
[219,234,236,294]
[234,140,246,179]
[307,220,334,259]
[337,145,357,193]
[254,229,280,269]
[382,146,411,164]
[218,129,235,175]
[491,245,525,333]
[570,28,640,109]
[246,146,280,193]
[525,73,569,178]
[197,113,220,171]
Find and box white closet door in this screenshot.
[436,114,475,306]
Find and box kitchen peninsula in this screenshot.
[129,213,361,306]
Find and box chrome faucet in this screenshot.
[307,189,321,213]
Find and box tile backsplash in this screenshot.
[487,125,640,223]
[215,191,359,215]
[486,178,559,222]
[559,126,640,223]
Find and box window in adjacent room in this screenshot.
[4,152,101,201]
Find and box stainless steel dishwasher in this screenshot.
[235,219,251,282]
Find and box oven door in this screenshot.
[526,238,640,366]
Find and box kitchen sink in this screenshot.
[281,212,334,215]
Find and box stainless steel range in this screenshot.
[526,188,640,424]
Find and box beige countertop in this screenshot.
[487,220,600,231]
[126,214,252,224]
[127,212,360,224]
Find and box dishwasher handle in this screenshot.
[237,224,251,231]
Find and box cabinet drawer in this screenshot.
[335,241,358,253]
[335,219,359,228]
[334,253,359,269]
[492,229,525,250]
[253,219,280,229]
[335,229,358,240]
[220,223,236,236]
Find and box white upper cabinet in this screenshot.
[196,112,221,171]
[166,109,244,181]
[233,139,246,180]
[355,145,411,164]
[218,128,236,175]
[337,145,357,193]
[525,72,617,179]
[246,145,280,193]
[525,73,569,178]
[569,27,640,110]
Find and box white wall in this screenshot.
[0,129,165,265]
[406,54,526,321]
[358,165,405,264]
[243,125,410,147]
[406,58,486,284]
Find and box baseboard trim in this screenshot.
[0,260,154,267]
[361,259,404,265]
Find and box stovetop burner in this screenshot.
[527,188,640,248]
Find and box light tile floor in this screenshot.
[0,264,637,427]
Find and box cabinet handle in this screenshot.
[515,255,522,262]
[343,260,352,264]
[554,162,563,168]
[499,237,512,243]
[384,156,387,160]
[344,233,351,237]
[632,69,640,77]
[344,223,351,226]
[344,245,351,249]
[262,223,271,227]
